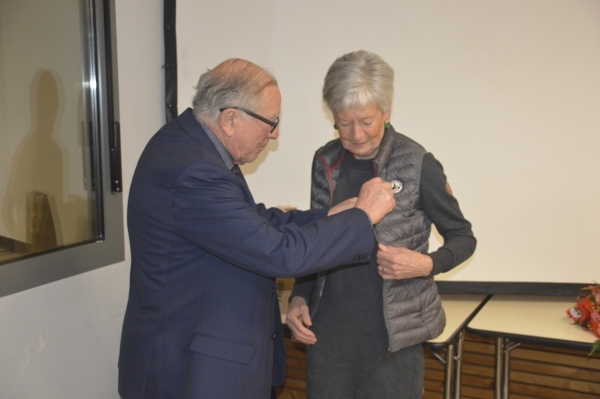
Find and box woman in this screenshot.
[287,50,476,399]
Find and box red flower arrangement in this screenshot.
[566,282,600,357]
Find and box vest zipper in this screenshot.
[374,152,392,358]
[382,279,392,358]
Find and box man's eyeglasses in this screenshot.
[219,107,279,133]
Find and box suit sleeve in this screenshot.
[255,203,329,228]
[171,161,374,278]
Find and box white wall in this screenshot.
[0,1,164,397]
[177,0,600,285]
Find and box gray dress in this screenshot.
[306,154,425,399]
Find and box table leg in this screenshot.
[502,339,511,399]
[454,332,465,399]
[495,337,504,399]
[444,343,455,399]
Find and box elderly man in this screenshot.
[118,58,395,399]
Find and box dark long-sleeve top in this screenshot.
[291,151,476,303]
[290,150,476,398]
[420,152,476,275]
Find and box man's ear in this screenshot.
[219,108,237,138]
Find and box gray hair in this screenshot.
[192,58,277,126]
[323,50,394,114]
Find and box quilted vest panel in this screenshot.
[309,127,445,352]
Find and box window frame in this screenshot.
[0,0,124,298]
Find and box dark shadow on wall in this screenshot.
[1,69,67,254]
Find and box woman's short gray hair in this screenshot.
[192,58,277,126]
[323,50,394,114]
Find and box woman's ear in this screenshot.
[383,103,392,121]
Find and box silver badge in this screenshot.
[391,180,403,194]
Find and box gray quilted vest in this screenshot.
[309,127,446,353]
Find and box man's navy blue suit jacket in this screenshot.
[118,109,375,399]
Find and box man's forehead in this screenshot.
[260,85,281,112]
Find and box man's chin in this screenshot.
[245,151,265,164]
[236,157,254,166]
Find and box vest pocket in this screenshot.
[189,333,254,364]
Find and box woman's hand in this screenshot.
[286,296,317,345]
[376,243,433,280]
[327,197,358,216]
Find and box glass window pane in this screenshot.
[0,0,99,264]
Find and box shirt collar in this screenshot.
[199,120,235,170]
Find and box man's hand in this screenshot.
[355,178,395,224]
[376,244,433,280]
[286,296,317,345]
[328,197,358,216]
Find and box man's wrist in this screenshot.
[356,208,373,225]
